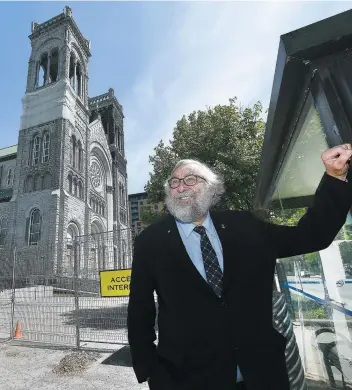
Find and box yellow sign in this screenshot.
[100,269,132,297]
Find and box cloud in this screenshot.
[124,2,352,194]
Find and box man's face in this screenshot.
[169,165,205,206]
[165,164,213,223]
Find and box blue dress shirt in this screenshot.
[175,213,243,382]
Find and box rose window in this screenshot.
[90,162,101,189]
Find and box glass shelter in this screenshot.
[255,9,352,389]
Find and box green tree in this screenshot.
[139,208,166,225]
[145,97,265,211]
[269,208,306,226]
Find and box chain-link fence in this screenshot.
[0,228,133,350]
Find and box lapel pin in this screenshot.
[221,224,226,229]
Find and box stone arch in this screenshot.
[32,37,62,61]
[89,143,113,230]
[69,41,87,75]
[90,143,112,186]
[67,173,73,193]
[32,38,62,89]
[91,217,106,233]
[24,203,42,219]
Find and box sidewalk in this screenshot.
[0,342,147,390]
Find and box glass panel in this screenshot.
[29,209,41,245]
[270,101,352,388]
[42,133,50,163]
[32,136,40,165]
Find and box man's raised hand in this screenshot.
[322,144,352,181]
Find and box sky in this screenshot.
[1,1,352,194]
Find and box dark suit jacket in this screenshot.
[127,172,352,389]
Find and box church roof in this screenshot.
[0,145,17,159]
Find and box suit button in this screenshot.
[220,301,227,308]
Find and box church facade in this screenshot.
[0,7,130,280]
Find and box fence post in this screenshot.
[10,247,17,339]
[73,240,81,349]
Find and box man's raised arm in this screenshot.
[256,144,352,259]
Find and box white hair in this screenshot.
[164,159,225,207]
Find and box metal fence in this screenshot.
[0,228,133,350]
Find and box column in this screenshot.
[79,74,83,97]
[73,60,77,91]
[85,75,89,106]
[61,45,70,80]
[45,54,51,85]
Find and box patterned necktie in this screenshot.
[193,225,223,297]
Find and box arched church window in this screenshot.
[116,126,120,149]
[121,185,126,207]
[69,53,75,89]
[37,53,48,88]
[49,48,59,83]
[69,53,83,97]
[90,161,102,191]
[77,140,83,171]
[71,136,76,167]
[42,132,50,163]
[32,135,40,165]
[78,181,83,199]
[73,177,77,196]
[119,183,122,204]
[68,174,72,193]
[28,208,41,245]
[0,216,8,246]
[76,62,82,97]
[7,168,13,187]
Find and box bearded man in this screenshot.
[127,145,352,390]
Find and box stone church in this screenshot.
[0,7,131,281]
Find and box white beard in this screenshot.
[165,188,214,223]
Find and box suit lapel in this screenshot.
[161,215,218,297]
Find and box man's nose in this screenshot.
[177,181,186,192]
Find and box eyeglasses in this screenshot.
[168,174,206,189]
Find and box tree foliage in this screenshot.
[139,208,166,225]
[145,97,266,211]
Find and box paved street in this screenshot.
[287,277,352,310]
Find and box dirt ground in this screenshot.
[0,342,148,390]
